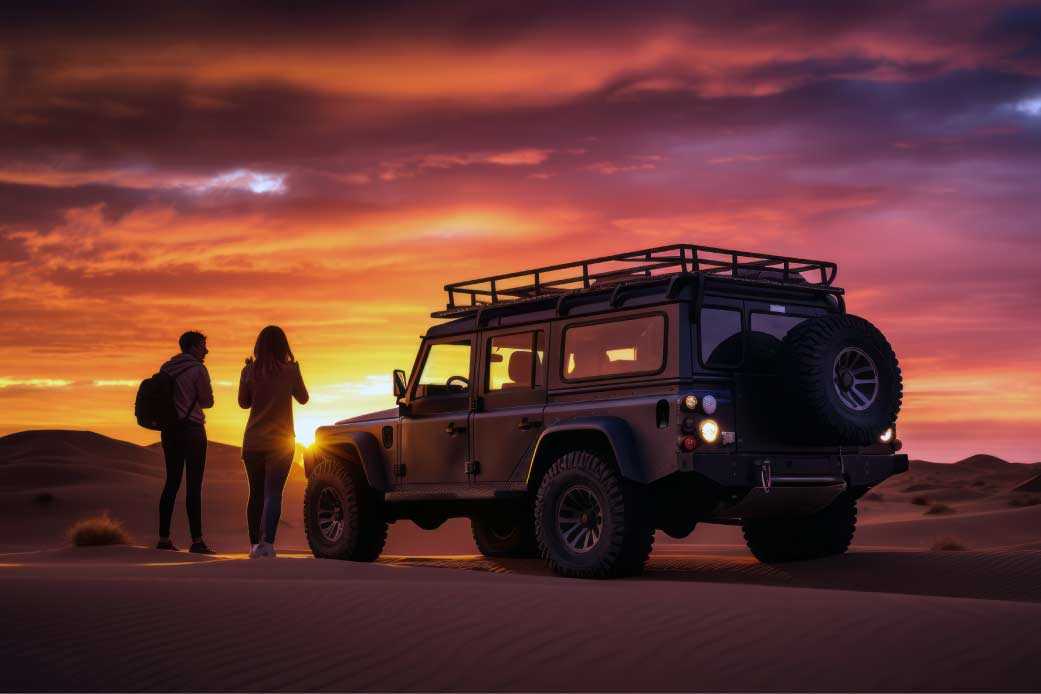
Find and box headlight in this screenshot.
[682,395,698,412]
[880,427,894,443]
[702,394,717,415]
[699,419,720,444]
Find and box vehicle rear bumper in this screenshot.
[688,451,908,489]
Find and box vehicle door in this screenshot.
[400,336,474,486]
[472,328,548,484]
[739,299,823,450]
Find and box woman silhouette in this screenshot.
[238,325,309,558]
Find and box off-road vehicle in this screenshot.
[302,244,907,578]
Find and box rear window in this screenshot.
[700,307,743,367]
[750,313,806,340]
[563,315,666,380]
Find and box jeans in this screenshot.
[159,421,207,540]
[243,448,294,544]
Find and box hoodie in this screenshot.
[160,353,214,425]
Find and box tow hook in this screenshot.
[757,459,773,494]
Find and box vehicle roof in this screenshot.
[424,272,842,338]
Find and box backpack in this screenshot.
[134,368,198,431]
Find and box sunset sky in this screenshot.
[2,2,1040,462]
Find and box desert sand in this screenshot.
[2,430,1040,691]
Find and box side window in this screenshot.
[486,331,545,392]
[416,340,471,397]
[700,307,742,367]
[563,315,666,381]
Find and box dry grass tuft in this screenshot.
[930,536,968,551]
[925,502,956,515]
[1009,495,1041,508]
[67,513,131,547]
[910,495,930,506]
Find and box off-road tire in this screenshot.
[742,492,857,563]
[304,459,387,562]
[780,314,902,446]
[534,450,654,578]
[471,510,539,558]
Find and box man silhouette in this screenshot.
[156,331,216,553]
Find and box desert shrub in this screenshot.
[864,492,884,502]
[67,513,131,547]
[925,502,955,515]
[910,495,929,506]
[32,492,56,506]
[1009,495,1041,508]
[930,536,968,551]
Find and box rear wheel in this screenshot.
[304,459,387,561]
[742,491,857,563]
[471,510,538,558]
[534,450,654,578]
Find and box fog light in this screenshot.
[699,419,720,444]
[678,435,697,452]
[880,427,894,443]
[682,395,698,412]
[702,394,717,415]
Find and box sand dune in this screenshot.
[1,545,1040,691]
[3,430,1041,690]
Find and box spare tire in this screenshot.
[779,314,901,446]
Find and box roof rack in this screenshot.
[434,243,838,318]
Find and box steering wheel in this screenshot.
[446,375,469,389]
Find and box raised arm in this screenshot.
[237,363,252,409]
[293,362,309,405]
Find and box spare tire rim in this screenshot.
[833,346,879,412]
[317,487,345,543]
[556,485,603,554]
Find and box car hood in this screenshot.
[335,407,399,425]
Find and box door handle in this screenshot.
[517,417,543,431]
[445,421,467,436]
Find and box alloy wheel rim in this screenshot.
[832,346,879,411]
[556,484,604,554]
[317,487,346,543]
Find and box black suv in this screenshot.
[302,244,907,578]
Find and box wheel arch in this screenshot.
[525,416,644,494]
[306,427,389,492]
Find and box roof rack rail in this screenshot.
[434,243,838,318]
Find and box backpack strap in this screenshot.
[164,363,202,423]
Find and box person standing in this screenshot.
[157,330,216,554]
[238,325,309,558]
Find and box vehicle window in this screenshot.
[487,331,545,391]
[563,315,665,380]
[416,340,471,396]
[750,313,806,340]
[700,307,743,367]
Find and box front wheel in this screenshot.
[534,450,654,578]
[304,459,388,561]
[742,491,857,563]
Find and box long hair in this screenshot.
[252,325,295,378]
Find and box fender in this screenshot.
[528,416,645,484]
[307,426,389,492]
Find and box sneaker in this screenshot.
[256,541,276,558]
[189,541,217,555]
[156,539,178,551]
[248,543,262,559]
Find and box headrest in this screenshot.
[507,350,533,385]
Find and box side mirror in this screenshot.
[393,369,407,399]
